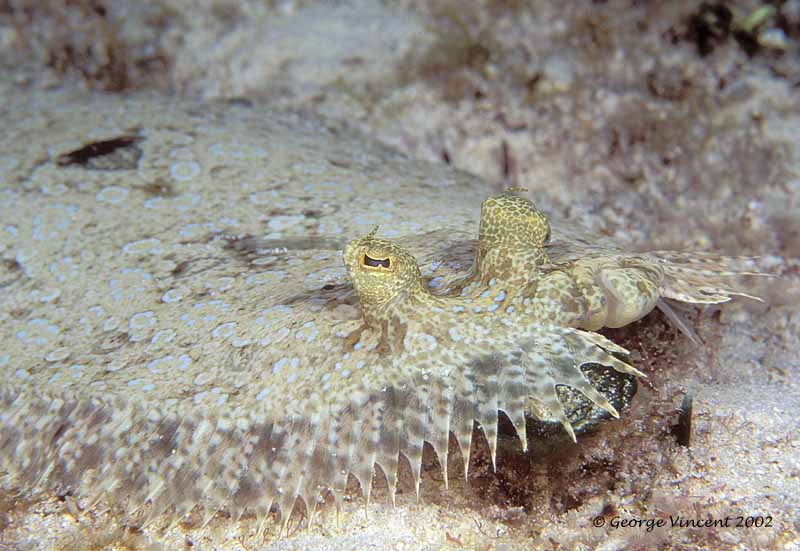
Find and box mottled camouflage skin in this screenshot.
[0,89,765,536]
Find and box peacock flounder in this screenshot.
[0,90,767,538]
[2,218,643,533]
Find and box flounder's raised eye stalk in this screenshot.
[467,189,770,334]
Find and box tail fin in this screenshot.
[646,251,771,304]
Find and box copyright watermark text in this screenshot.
[592,515,774,532]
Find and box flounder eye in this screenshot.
[363,253,391,269]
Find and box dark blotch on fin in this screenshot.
[56,135,142,170]
[497,365,638,457]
